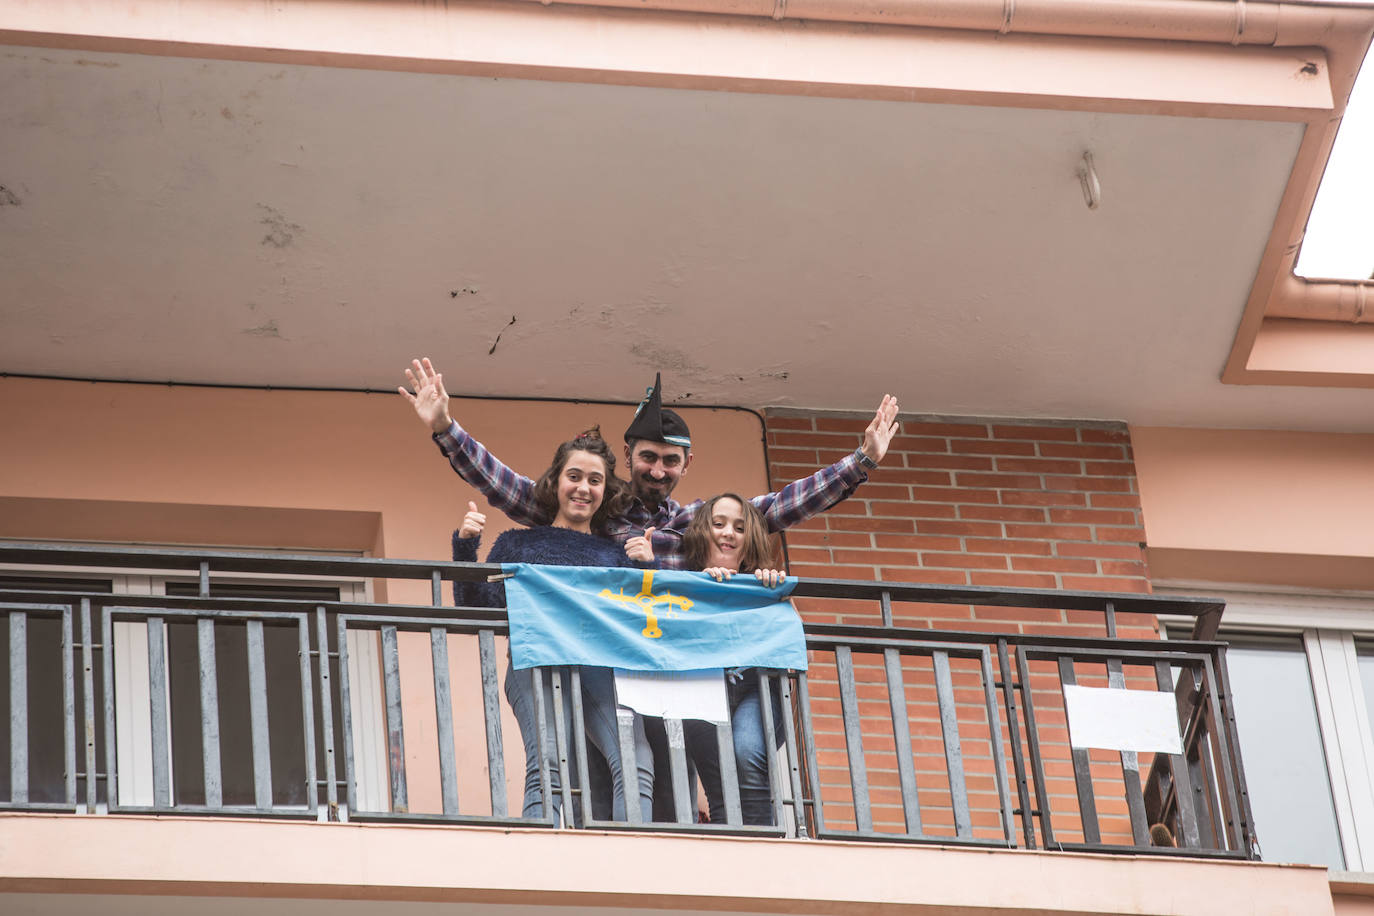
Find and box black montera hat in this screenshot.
[623,373,692,447]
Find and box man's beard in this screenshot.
[635,477,670,510]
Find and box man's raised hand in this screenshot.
[398,357,453,435]
[860,394,900,466]
[625,527,656,564]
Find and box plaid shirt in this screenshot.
[434,422,868,570]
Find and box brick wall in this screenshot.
[765,411,1158,845]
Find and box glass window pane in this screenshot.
[1227,640,1344,867]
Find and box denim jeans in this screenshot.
[646,671,785,826]
[504,664,654,823]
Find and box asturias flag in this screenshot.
[503,564,807,672]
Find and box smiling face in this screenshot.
[625,439,692,508]
[704,496,748,571]
[551,449,607,532]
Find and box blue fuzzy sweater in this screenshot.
[452,525,643,608]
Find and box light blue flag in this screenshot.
[503,564,807,672]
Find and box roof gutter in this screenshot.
[519,0,1373,52]
[1268,275,1374,322]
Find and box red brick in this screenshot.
[790,564,878,580]
[834,548,927,566]
[1004,524,1093,541]
[903,453,994,470]
[907,487,1001,505]
[1097,526,1145,543]
[1061,576,1148,593]
[970,571,1058,589]
[1038,443,1126,460]
[1085,460,1137,476]
[1010,556,1099,574]
[873,534,965,551]
[1048,508,1139,525]
[1089,492,1142,509]
[1081,427,1130,443]
[1055,542,1143,560]
[765,416,815,430]
[1042,475,1134,493]
[879,567,969,585]
[917,519,1002,537]
[829,516,916,533]
[988,424,1080,441]
[964,537,1054,556]
[785,530,873,549]
[973,605,1068,623]
[959,505,1047,522]
[765,447,819,464]
[951,439,1037,456]
[921,552,1009,570]
[768,431,858,448]
[814,417,871,433]
[903,422,989,438]
[893,437,953,454]
[851,484,914,501]
[873,469,954,485]
[787,547,834,565]
[1000,490,1088,507]
[994,457,1084,474]
[1101,560,1147,577]
[955,472,1046,490]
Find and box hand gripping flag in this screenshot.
[503,564,807,672]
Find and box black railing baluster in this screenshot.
[1154,659,1200,848]
[379,625,406,813]
[834,647,871,832]
[568,667,593,828]
[997,638,1035,849]
[550,669,576,824]
[758,672,785,831]
[70,603,83,809]
[664,716,693,825]
[776,672,806,837]
[978,648,1014,846]
[9,610,27,805]
[315,609,337,819]
[933,650,971,839]
[336,616,358,817]
[884,648,922,836]
[1057,657,1100,844]
[197,617,223,809]
[615,705,643,826]
[146,616,171,808]
[477,629,507,817]
[796,672,826,837]
[298,616,318,818]
[430,627,460,816]
[101,607,117,809]
[716,720,743,827]
[531,667,552,822]
[246,619,274,810]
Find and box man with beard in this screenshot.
[399,357,900,568]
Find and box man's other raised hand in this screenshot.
[399,357,454,435]
[860,394,900,465]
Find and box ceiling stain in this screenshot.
[258,204,302,248]
[242,319,283,339]
[0,185,21,207]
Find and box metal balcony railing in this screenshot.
[0,542,1255,858]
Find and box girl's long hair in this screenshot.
[531,426,629,535]
[683,492,778,573]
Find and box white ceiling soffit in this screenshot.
[5,45,1374,431]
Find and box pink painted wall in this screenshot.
[0,377,770,814]
[1132,426,1374,587]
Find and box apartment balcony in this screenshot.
[0,541,1293,915]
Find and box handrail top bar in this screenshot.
[0,540,1220,617]
[793,577,1220,617]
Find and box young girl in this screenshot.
[454,428,656,823]
[680,493,787,826]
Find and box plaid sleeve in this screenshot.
[433,422,545,527]
[750,451,868,533]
